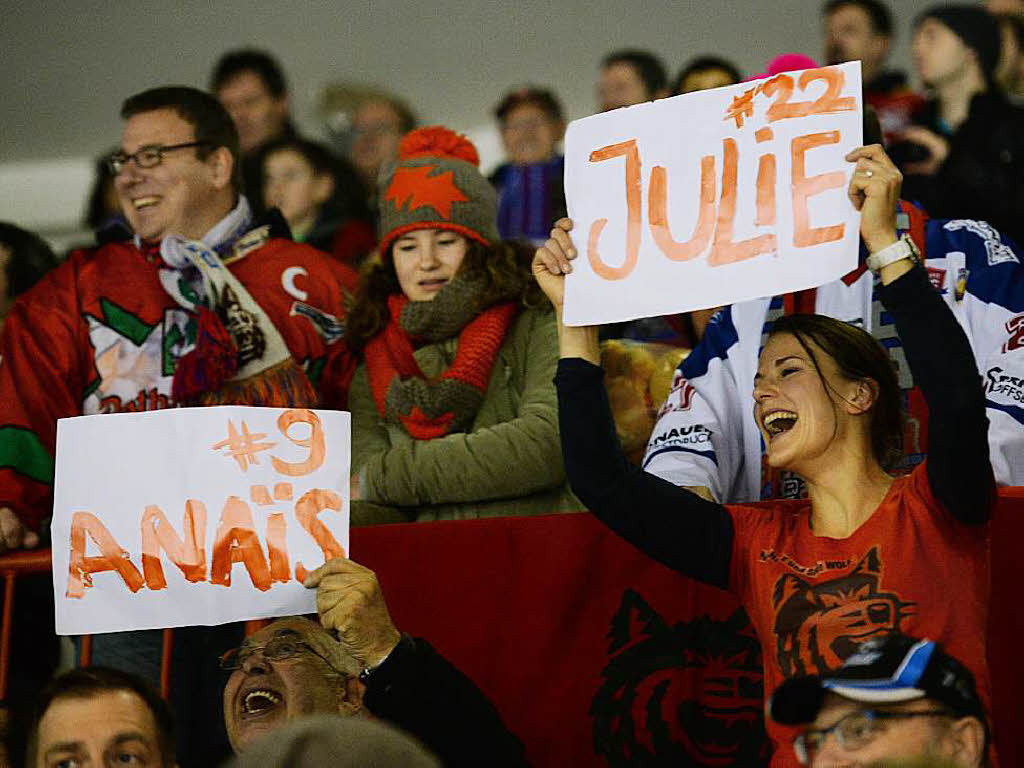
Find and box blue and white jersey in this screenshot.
[642,218,1024,501]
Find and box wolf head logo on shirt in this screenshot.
[772,547,915,677]
[590,590,769,766]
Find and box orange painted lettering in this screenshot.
[756,152,777,226]
[266,512,290,584]
[791,132,846,247]
[709,138,777,266]
[649,156,715,262]
[66,512,145,599]
[797,68,856,116]
[250,485,273,506]
[764,74,799,122]
[209,497,272,591]
[271,410,326,477]
[140,501,207,590]
[293,489,346,584]
[586,139,642,280]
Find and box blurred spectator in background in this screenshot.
[345,127,582,524]
[672,55,741,94]
[489,86,566,245]
[349,94,416,218]
[261,137,375,266]
[823,0,923,140]
[28,667,176,768]
[226,716,441,768]
[597,49,669,111]
[995,12,1024,103]
[0,226,59,768]
[899,5,1024,245]
[82,150,131,245]
[987,0,1024,12]
[0,222,59,331]
[211,49,296,211]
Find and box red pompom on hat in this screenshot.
[378,126,498,256]
[398,126,481,166]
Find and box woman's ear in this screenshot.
[846,378,878,415]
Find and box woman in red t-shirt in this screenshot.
[536,144,995,766]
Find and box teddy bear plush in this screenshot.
[601,340,688,465]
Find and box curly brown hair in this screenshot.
[346,238,547,353]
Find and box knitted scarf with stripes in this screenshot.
[364,274,516,439]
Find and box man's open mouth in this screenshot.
[763,410,798,438]
[240,688,284,717]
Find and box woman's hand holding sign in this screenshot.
[845,144,915,286]
[533,219,601,365]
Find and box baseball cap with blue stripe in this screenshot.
[769,634,985,726]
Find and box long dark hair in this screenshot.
[346,238,546,353]
[769,314,903,470]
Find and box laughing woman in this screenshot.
[345,127,582,525]
[533,145,996,766]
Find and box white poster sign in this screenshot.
[52,406,350,635]
[563,61,863,325]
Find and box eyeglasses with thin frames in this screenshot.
[107,141,212,175]
[218,635,345,676]
[794,707,954,764]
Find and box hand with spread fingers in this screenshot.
[845,144,902,254]
[531,218,578,313]
[304,557,402,670]
[0,506,39,555]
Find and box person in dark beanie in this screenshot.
[897,4,1024,244]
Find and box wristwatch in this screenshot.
[866,234,920,272]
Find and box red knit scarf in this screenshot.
[364,294,517,439]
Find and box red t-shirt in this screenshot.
[728,462,991,766]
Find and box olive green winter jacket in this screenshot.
[349,306,584,525]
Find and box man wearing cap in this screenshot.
[770,635,989,767]
[899,4,1024,245]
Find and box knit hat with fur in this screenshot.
[377,127,499,257]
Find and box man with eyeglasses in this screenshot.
[0,85,357,767]
[0,85,357,555]
[220,558,528,765]
[769,635,989,767]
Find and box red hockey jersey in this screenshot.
[0,237,357,531]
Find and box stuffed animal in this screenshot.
[601,340,688,465]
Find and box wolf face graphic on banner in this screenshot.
[772,547,915,677]
[591,590,769,766]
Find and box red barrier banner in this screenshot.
[354,494,1023,766]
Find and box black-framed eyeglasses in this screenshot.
[218,635,342,674]
[107,141,211,174]
[794,707,954,764]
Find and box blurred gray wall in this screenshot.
[0,0,937,243]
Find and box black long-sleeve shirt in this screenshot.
[556,265,995,590]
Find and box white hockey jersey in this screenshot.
[643,216,1024,501]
